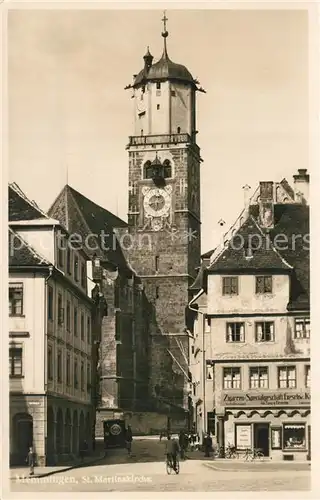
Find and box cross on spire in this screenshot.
[162,11,168,33]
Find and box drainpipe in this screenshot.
[44,265,53,465]
[188,292,206,441]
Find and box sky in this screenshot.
[8,8,309,253]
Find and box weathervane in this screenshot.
[162,11,168,37]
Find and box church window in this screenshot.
[177,126,181,133]
[163,159,172,179]
[156,82,161,89]
[144,161,153,179]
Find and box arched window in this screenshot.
[144,161,153,179]
[177,127,181,133]
[163,159,172,179]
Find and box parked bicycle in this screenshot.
[244,447,264,461]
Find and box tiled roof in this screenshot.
[48,185,129,271]
[9,228,51,267]
[208,216,292,273]
[9,184,48,221]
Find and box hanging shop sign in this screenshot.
[221,391,310,407]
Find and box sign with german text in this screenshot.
[220,390,310,407]
[235,424,251,449]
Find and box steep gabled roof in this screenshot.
[208,216,292,273]
[9,183,49,222]
[9,228,51,267]
[48,185,129,271]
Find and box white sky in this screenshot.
[8,8,308,253]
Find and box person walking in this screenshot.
[178,430,186,460]
[125,425,133,456]
[26,446,35,476]
[165,434,180,472]
[204,433,213,458]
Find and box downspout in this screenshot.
[188,290,206,439]
[44,266,53,392]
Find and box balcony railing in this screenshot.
[128,133,192,147]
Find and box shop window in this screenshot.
[223,367,241,389]
[256,275,273,294]
[255,322,274,342]
[283,424,306,450]
[305,365,310,388]
[9,283,23,316]
[235,424,251,450]
[226,322,245,342]
[294,318,310,339]
[9,344,23,378]
[278,366,296,389]
[271,427,282,450]
[222,277,238,295]
[249,366,268,388]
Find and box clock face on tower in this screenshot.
[143,188,171,218]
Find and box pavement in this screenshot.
[9,438,312,493]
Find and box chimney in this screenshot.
[293,169,309,204]
[259,181,274,228]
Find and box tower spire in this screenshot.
[161,11,169,57]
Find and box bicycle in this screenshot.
[225,445,239,459]
[244,447,264,461]
[166,454,180,475]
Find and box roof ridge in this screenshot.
[9,227,52,266]
[9,182,49,219]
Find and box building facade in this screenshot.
[9,184,95,465]
[189,171,310,461]
[123,17,204,414]
[48,185,150,436]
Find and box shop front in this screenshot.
[216,389,310,461]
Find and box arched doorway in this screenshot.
[85,412,91,448]
[65,409,71,454]
[72,410,78,455]
[79,411,85,446]
[56,408,64,455]
[47,407,55,465]
[12,413,33,465]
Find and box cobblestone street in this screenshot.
[10,439,311,493]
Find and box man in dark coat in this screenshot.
[165,434,180,471]
[26,446,35,476]
[204,433,213,457]
[125,425,133,456]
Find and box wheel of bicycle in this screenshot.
[166,461,172,475]
[255,451,264,460]
[175,460,180,474]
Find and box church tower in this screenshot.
[125,14,204,412]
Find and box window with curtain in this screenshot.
[278,366,296,388]
[255,322,274,342]
[223,367,241,389]
[226,322,245,342]
[9,283,23,316]
[222,277,239,295]
[294,318,310,339]
[249,366,268,388]
[256,276,273,294]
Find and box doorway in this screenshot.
[253,423,269,457]
[13,413,33,464]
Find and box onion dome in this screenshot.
[133,14,196,88]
